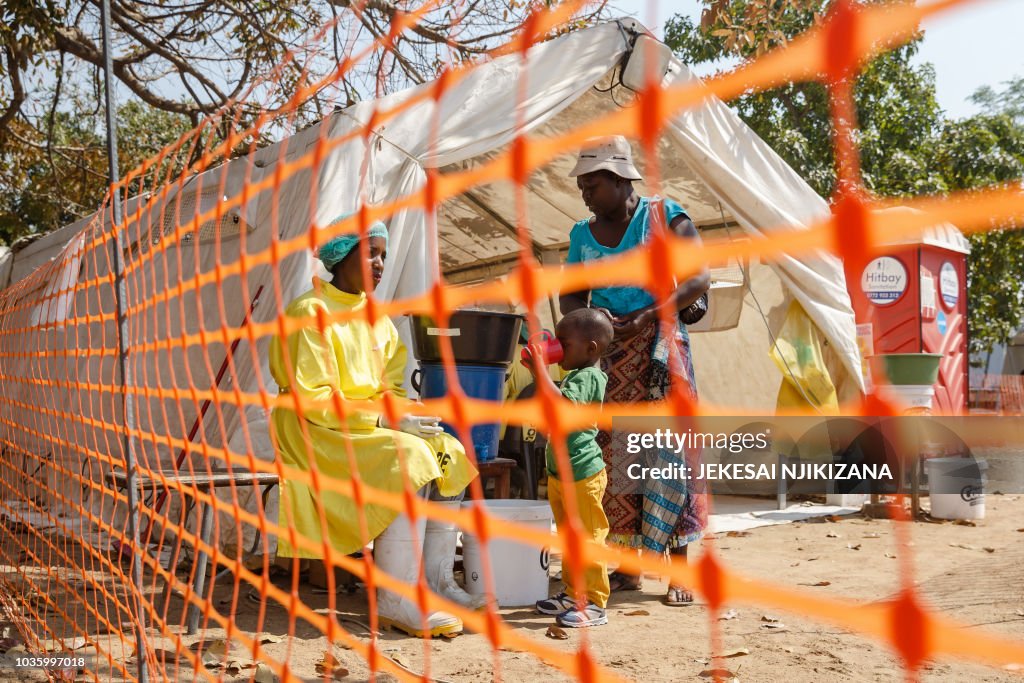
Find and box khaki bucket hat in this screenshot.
[568,135,642,180]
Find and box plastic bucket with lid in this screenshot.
[412,362,506,462]
[460,500,553,607]
[925,456,987,520]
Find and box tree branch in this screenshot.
[351,7,426,86]
[46,53,67,194]
[106,0,228,104]
[52,25,213,115]
[0,43,28,143]
[327,0,488,54]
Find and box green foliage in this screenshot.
[666,0,1024,361]
[666,1,943,198]
[0,102,190,245]
[960,229,1024,360]
[970,76,1024,125]
[934,113,1024,359]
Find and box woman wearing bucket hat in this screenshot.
[269,216,481,638]
[560,136,710,606]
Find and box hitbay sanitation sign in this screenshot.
[862,256,908,306]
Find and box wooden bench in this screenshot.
[1000,375,1024,415]
[108,468,279,634]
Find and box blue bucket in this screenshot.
[412,362,507,462]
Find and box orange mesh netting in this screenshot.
[1,0,1023,681]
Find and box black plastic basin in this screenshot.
[409,310,524,365]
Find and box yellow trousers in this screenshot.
[547,468,610,608]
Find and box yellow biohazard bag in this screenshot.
[770,301,840,414]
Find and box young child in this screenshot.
[525,308,613,628]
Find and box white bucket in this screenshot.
[877,384,934,410]
[460,500,553,607]
[925,457,987,520]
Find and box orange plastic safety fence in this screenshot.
[1,1,1023,682]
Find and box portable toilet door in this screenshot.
[920,235,970,413]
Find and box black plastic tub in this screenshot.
[409,310,524,365]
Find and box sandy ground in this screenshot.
[2,495,1023,682]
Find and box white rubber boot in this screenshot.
[424,501,487,610]
[374,513,463,638]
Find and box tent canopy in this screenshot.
[325,18,867,405]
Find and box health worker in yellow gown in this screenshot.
[269,220,480,638]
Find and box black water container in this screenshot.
[409,310,524,366]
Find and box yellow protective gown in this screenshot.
[269,279,477,558]
[770,301,840,414]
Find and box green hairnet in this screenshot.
[318,216,388,271]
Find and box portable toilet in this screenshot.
[851,208,971,414]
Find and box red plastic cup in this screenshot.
[521,331,563,365]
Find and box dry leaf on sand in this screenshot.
[545,626,569,640]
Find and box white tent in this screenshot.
[0,19,865,553]
[1004,333,1024,375]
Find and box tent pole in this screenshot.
[540,250,561,324]
[100,1,149,679]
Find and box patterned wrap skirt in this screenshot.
[599,317,708,553]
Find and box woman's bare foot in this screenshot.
[665,544,692,604]
[608,571,642,592]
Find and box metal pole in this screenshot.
[99,1,149,679]
[540,250,562,324]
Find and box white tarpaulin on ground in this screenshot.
[0,19,870,555]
